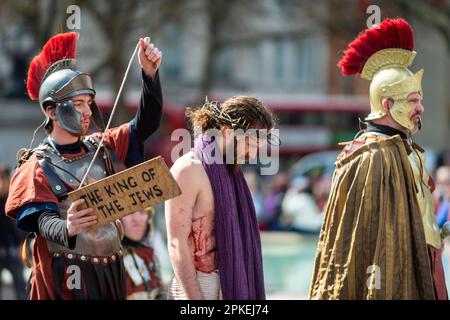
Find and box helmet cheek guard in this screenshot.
[54,100,84,136]
[45,99,105,136]
[90,101,106,132]
[38,67,103,136]
[26,34,105,136]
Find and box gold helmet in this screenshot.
[338,18,423,132]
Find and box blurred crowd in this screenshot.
[0,165,27,299]
[244,151,450,238]
[244,167,331,235]
[1,151,450,299]
[434,157,450,229]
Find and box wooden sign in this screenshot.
[67,156,181,226]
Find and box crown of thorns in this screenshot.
[201,98,281,146]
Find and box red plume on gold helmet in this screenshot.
[337,18,414,76]
[337,18,423,132]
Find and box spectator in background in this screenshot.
[121,207,164,300]
[280,176,324,234]
[435,166,450,228]
[311,175,332,213]
[262,172,288,230]
[441,152,450,167]
[0,165,26,300]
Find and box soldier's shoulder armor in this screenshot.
[34,139,108,194]
[339,132,394,158]
[32,138,122,257]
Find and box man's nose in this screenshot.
[82,104,92,117]
[417,103,424,113]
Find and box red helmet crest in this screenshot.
[26,32,78,100]
[338,18,414,76]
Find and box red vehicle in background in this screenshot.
[258,95,369,156]
[97,94,370,166]
[96,97,186,167]
[210,94,369,156]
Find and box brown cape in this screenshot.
[309,135,436,299]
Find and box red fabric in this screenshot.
[27,32,77,100]
[428,175,436,193]
[28,236,87,300]
[125,246,163,298]
[338,18,414,76]
[427,245,448,300]
[5,154,59,219]
[6,123,130,219]
[5,125,130,299]
[92,123,130,163]
[28,236,57,299]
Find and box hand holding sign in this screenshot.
[68,156,181,227]
[67,199,98,237]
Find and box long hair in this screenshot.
[186,96,275,133]
[186,96,275,172]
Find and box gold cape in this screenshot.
[309,135,435,299]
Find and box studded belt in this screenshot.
[52,250,123,265]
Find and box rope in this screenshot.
[79,42,140,188]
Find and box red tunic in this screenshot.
[5,124,130,299]
[124,245,163,299]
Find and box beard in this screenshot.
[222,142,246,173]
[409,114,422,134]
[80,119,91,136]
